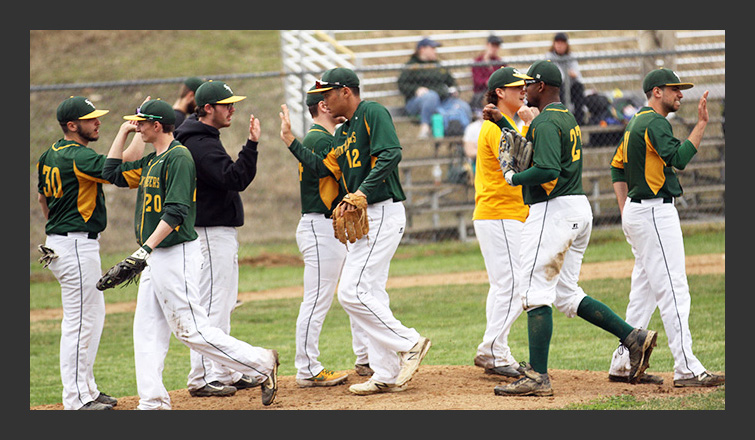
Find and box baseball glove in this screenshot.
[96,247,150,291]
[498,128,533,175]
[332,193,369,245]
[37,244,58,269]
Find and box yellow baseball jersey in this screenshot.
[472,115,529,221]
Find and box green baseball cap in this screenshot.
[526,60,563,87]
[195,80,247,107]
[487,66,533,92]
[306,85,325,106]
[184,76,204,92]
[57,96,109,123]
[308,67,360,94]
[642,68,694,93]
[123,99,176,125]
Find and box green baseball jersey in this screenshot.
[299,124,345,217]
[103,140,197,248]
[610,106,697,199]
[328,101,405,203]
[37,139,110,235]
[523,102,584,204]
[290,101,405,204]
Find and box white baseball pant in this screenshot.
[45,232,106,410]
[294,213,354,379]
[336,200,420,384]
[187,226,245,391]
[473,219,524,368]
[608,198,706,380]
[520,195,590,316]
[133,239,275,410]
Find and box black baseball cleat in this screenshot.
[95,392,118,406]
[232,374,260,390]
[189,381,237,397]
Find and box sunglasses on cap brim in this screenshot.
[315,80,346,89]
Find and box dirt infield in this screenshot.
[30,365,723,411]
[30,253,725,410]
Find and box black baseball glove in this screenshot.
[498,128,533,175]
[96,246,150,291]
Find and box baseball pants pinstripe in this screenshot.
[133,239,275,410]
[336,200,420,384]
[187,226,244,391]
[45,232,106,410]
[473,219,524,369]
[294,213,354,379]
[608,198,706,380]
[519,195,590,316]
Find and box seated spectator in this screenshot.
[546,32,586,125]
[398,37,473,139]
[462,109,484,177]
[470,35,506,112]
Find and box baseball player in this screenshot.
[290,87,352,387]
[607,68,725,387]
[493,61,658,397]
[471,67,535,378]
[174,80,262,398]
[102,98,279,409]
[172,76,204,128]
[36,96,144,410]
[279,68,431,395]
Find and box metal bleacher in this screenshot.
[280,30,725,240]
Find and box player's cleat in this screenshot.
[296,368,349,388]
[609,373,664,384]
[189,381,237,397]
[494,362,553,397]
[673,371,725,387]
[396,336,432,386]
[486,364,523,378]
[260,350,279,406]
[348,379,408,395]
[232,374,260,390]
[622,328,658,384]
[95,392,118,407]
[475,355,523,377]
[79,400,113,410]
[355,363,374,377]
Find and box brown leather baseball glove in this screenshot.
[332,193,369,245]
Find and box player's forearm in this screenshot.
[37,193,49,220]
[687,118,707,148]
[288,138,335,178]
[358,148,401,196]
[612,181,628,216]
[107,125,132,160]
[122,135,146,162]
[143,220,175,250]
[511,165,559,186]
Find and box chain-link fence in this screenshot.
[30,30,725,260]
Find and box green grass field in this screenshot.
[29,224,725,409]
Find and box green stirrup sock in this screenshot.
[576,296,633,341]
[527,306,553,374]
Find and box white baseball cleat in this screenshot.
[348,379,407,395]
[396,336,432,386]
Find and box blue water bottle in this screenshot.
[431,113,444,138]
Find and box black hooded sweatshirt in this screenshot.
[174,115,258,227]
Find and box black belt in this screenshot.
[630,197,673,204]
[52,231,99,239]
